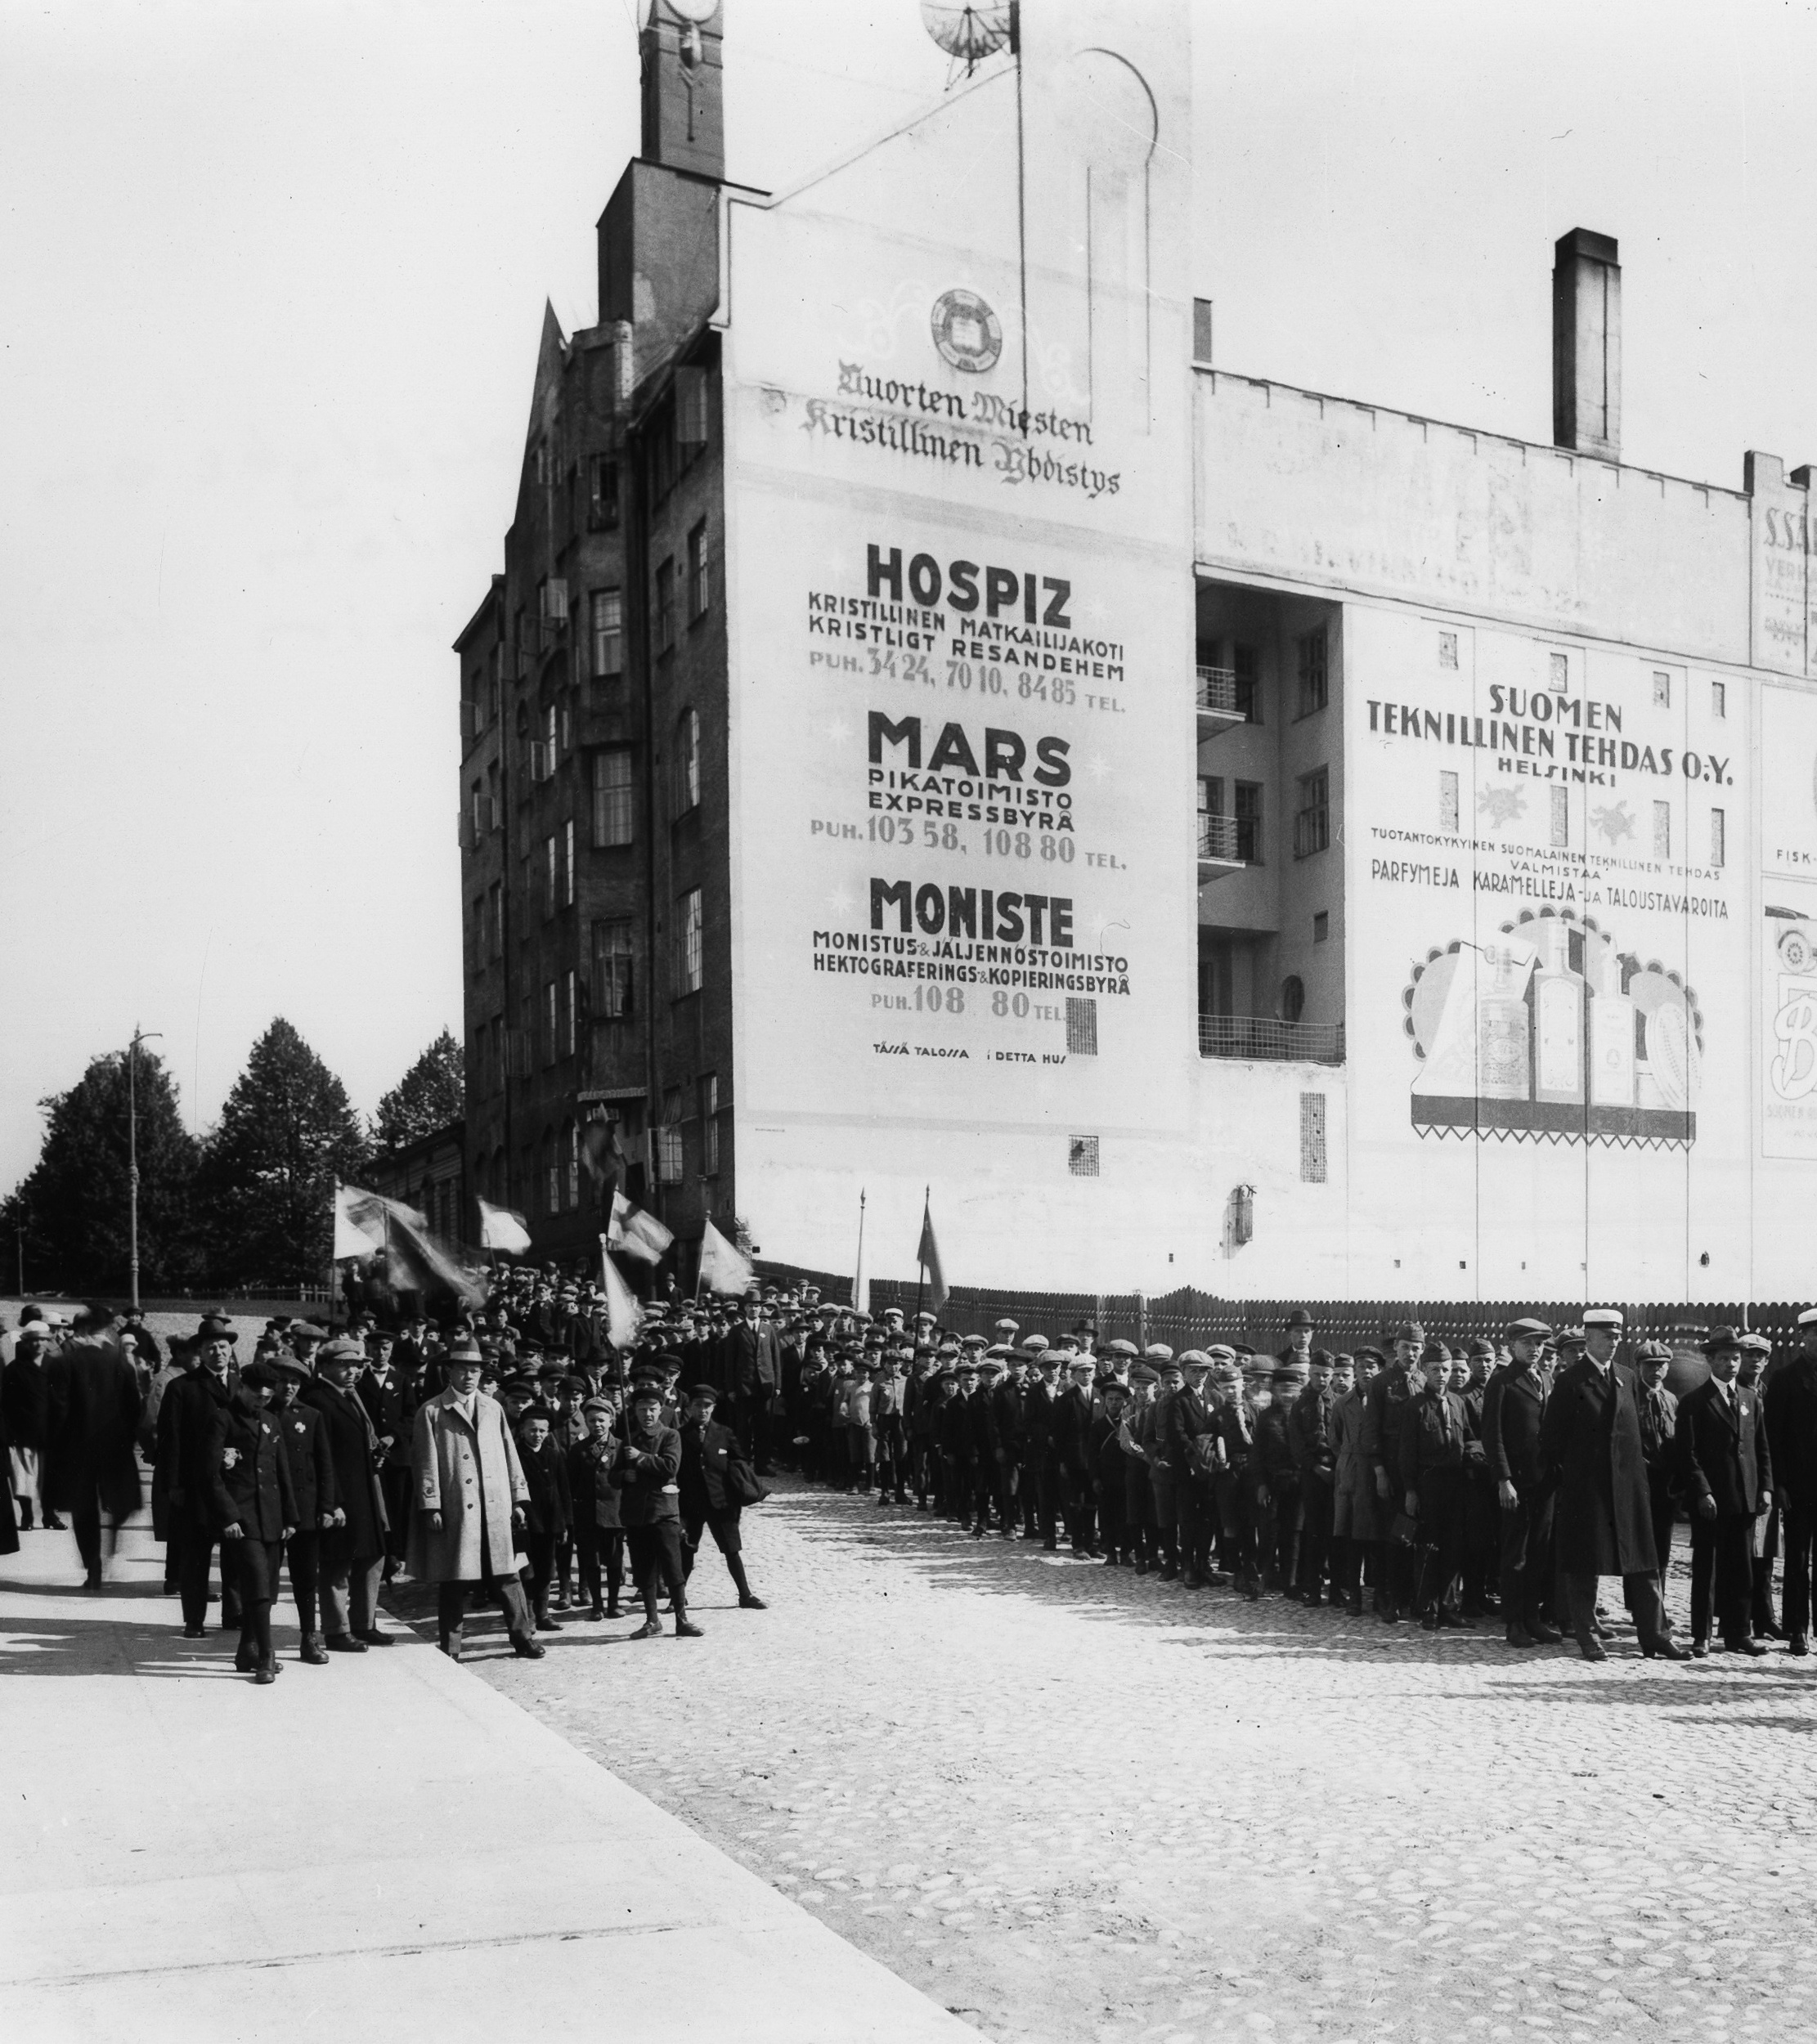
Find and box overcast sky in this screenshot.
[6,0,1817,1196]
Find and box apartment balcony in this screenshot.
[1196,812,1257,878]
[1199,1015,1345,1065]
[1196,664,1254,737]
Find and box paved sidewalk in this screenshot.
[0,1518,985,2044]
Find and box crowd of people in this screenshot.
[5,1268,1817,1677]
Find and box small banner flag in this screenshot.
[608,1188,674,1266]
[598,1235,645,1350]
[477,1198,532,1255]
[332,1182,387,1262]
[917,1190,949,1316]
[698,1216,755,1297]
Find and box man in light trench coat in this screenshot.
[408,1336,545,1661]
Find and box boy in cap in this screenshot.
[514,1405,573,1632]
[1398,1342,1471,1629]
[612,1380,698,1638]
[1676,1328,1771,1656]
[1634,1340,1680,1602]
[679,1385,766,1608]
[207,1356,297,1684]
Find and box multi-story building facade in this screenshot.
[460,0,1817,1306]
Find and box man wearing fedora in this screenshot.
[1541,1307,1688,1662]
[1765,1306,1817,1656]
[160,1315,244,1636]
[303,1337,391,1652]
[1676,1327,1773,1656]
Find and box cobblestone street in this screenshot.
[396,1482,1817,2044]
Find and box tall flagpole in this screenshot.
[853,1187,867,1313]
[913,1181,928,1325]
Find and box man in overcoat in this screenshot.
[1676,1327,1773,1656]
[408,1336,541,1660]
[41,1307,142,1589]
[1765,1304,1817,1656]
[1539,1307,1687,1661]
[159,1316,239,1634]
[1482,1317,1559,1647]
[302,1338,390,1652]
[271,1354,337,1664]
[1162,1350,1218,1588]
[1634,1340,1680,1600]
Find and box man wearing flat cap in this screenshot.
[1360,1323,1424,1623]
[1766,1308,1817,1655]
[1676,1328,1773,1656]
[1541,1308,1687,1661]
[1634,1342,1680,1602]
[1482,1318,1559,1649]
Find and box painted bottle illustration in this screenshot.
[1529,919,1586,1105]
[1476,940,1536,1100]
[1586,950,1636,1109]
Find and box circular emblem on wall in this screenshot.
[931,289,1002,374]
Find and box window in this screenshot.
[675,707,701,814]
[592,918,635,1018]
[701,1074,720,1176]
[1653,800,1671,860]
[1438,630,1459,670]
[546,701,559,764]
[675,365,708,450]
[545,1132,560,1217]
[543,835,557,917]
[588,455,620,530]
[489,881,503,960]
[655,1088,684,1184]
[1550,785,1568,848]
[1232,642,1258,722]
[592,749,634,848]
[561,701,572,753]
[689,521,710,620]
[1280,975,1305,1024]
[1293,768,1330,858]
[655,558,675,655]
[1711,807,1726,869]
[1235,782,1263,863]
[489,1017,503,1094]
[1439,769,1460,834]
[471,895,487,970]
[678,887,703,993]
[1313,911,1330,944]
[1300,1093,1328,1184]
[1068,1135,1100,1178]
[1653,670,1671,708]
[544,980,558,1065]
[563,818,575,908]
[566,1121,581,1210]
[487,764,500,834]
[1296,627,1328,716]
[563,970,577,1058]
[1712,679,1727,719]
[591,588,623,678]
[1066,997,1098,1056]
[1548,651,1568,689]
[1196,775,1227,860]
[469,780,482,842]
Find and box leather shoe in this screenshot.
[739,1594,767,1609]
[1505,1623,1537,1648]
[182,1625,208,1639]
[439,1634,464,1661]
[585,1604,605,1621]
[1577,1635,1609,1662]
[1644,1640,1691,1661]
[629,1619,662,1640]
[1438,1611,1474,1629]
[674,1619,704,1638]
[1528,1621,1563,1644]
[300,1636,329,1665]
[354,1629,393,1647]
[1756,1617,1787,1640]
[1727,1637,1770,1657]
[1790,1633,1810,1657]
[1690,1638,1709,1659]
[509,1634,547,1658]
[324,1634,367,1654]
[254,1663,278,1686]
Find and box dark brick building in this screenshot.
[456,0,738,1271]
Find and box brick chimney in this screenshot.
[1552,228,1621,460]
[640,0,725,181]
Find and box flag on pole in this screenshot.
[477,1198,532,1256]
[698,1216,755,1296]
[852,1188,869,1318]
[917,1191,949,1316]
[332,1182,387,1262]
[608,1189,674,1266]
[597,1235,645,1350]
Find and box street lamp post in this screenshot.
[128,1026,162,1313]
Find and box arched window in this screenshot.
[566,1119,581,1211]
[674,706,700,814]
[1279,975,1306,1024]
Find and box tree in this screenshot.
[199,1019,369,1289]
[2,1047,201,1294]
[373,1029,465,1152]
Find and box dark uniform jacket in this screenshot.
[1765,1351,1817,1504]
[611,1423,681,1525]
[516,1432,572,1537]
[159,1368,236,1532]
[967,1386,998,1464]
[43,1340,144,1521]
[1160,1383,1215,1478]
[1,1351,52,1451]
[568,1436,623,1531]
[1257,1401,1299,1490]
[1023,1378,1057,1465]
[276,1397,338,1527]
[358,1366,414,1469]
[939,1388,975,1467]
[1050,1385,1097,1476]
[1398,1387,1468,1484]
[1676,1378,1771,1519]
[300,1378,388,1562]
[991,1378,1027,1462]
[1539,1356,1657,1578]
[1287,1386,1335,1481]
[1482,1362,1548,1493]
[1362,1363,1419,1490]
[1212,1393,1255,1472]
[1635,1381,1680,1477]
[206,1391,297,1542]
[680,1417,747,1518]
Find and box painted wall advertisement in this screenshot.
[1761,684,1817,1159]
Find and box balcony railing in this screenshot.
[1196,664,1254,724]
[1196,814,1257,863]
[1199,1016,1346,1064]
